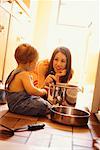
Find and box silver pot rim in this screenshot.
[50,106,90,118]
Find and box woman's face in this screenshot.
[53,52,67,73]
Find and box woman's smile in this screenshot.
[53,52,67,73]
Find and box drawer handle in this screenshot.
[0,25,4,32]
[2,0,12,3]
[19,11,23,15]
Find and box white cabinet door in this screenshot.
[0,6,10,81]
[3,16,24,82]
[2,1,33,82]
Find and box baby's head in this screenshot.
[15,43,39,65]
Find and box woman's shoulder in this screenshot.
[35,59,49,75]
[37,59,49,69]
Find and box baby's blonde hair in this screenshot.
[15,43,39,64]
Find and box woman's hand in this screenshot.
[45,69,66,85]
[45,74,56,86]
[55,69,66,83]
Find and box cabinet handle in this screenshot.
[2,0,13,3]
[19,11,23,15]
[0,25,4,32]
[16,36,24,42]
[7,0,12,3]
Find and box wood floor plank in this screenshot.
[0,116,18,128]
[5,112,38,121]
[38,117,72,133]
[0,104,8,118]
[0,110,8,118]
[13,118,37,137]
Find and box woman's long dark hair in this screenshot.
[45,47,72,83]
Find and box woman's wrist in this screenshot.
[44,85,49,93]
[37,74,45,88]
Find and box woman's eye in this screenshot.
[61,60,66,63]
[54,58,58,61]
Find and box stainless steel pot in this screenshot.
[50,106,90,126]
[48,83,82,106]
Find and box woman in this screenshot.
[37,47,74,105]
[37,46,73,87]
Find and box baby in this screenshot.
[5,43,51,116]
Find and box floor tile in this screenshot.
[50,134,72,150]
[26,131,51,147]
[73,138,93,148]
[3,135,27,144]
[73,145,95,150]
[73,126,92,140]
[0,141,65,150]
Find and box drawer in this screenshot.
[0,0,13,13]
[12,1,24,20]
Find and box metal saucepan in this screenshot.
[48,83,82,106]
[50,106,90,126]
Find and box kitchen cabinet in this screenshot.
[3,15,23,82]
[0,0,33,82]
[0,3,12,81]
[23,0,30,8]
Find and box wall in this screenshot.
[31,0,99,111]
[32,0,99,86]
[32,0,52,59]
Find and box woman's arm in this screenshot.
[67,69,74,82]
[35,59,49,88]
